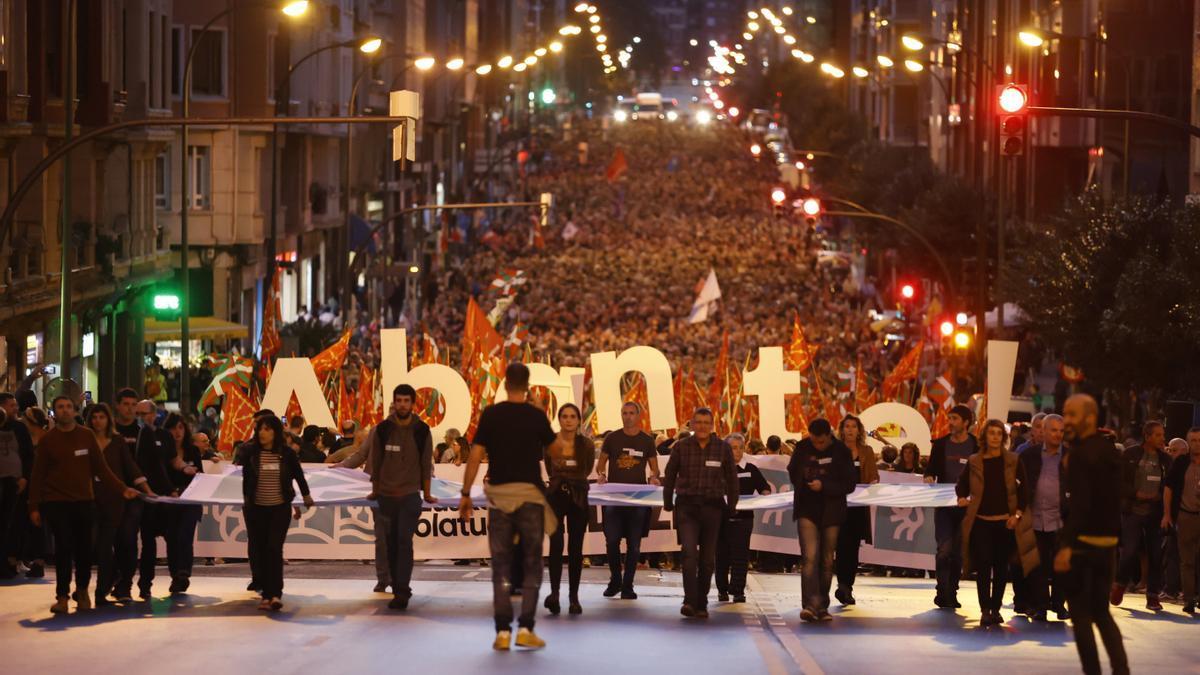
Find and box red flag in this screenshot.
[932,405,950,438]
[623,374,651,431]
[605,147,628,183]
[336,376,354,429]
[882,341,925,400]
[854,356,870,413]
[786,313,814,373]
[928,371,955,410]
[355,365,376,423]
[786,395,808,435]
[284,393,303,425]
[462,297,505,371]
[260,270,282,363]
[311,327,352,380]
[708,331,730,421]
[217,387,257,455]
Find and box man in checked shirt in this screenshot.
[663,407,739,619]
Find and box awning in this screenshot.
[144,317,249,342]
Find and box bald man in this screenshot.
[1056,395,1129,675]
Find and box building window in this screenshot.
[266,33,277,102]
[188,146,211,210]
[170,26,182,96]
[154,151,171,210]
[190,28,226,97]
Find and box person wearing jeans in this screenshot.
[1162,426,1200,614]
[787,418,856,622]
[28,396,138,614]
[362,384,436,610]
[458,363,563,651]
[239,415,313,611]
[663,407,739,619]
[1113,420,1169,610]
[924,405,979,609]
[596,402,660,599]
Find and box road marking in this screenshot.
[305,635,330,648]
[747,574,825,675]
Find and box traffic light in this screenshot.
[997,83,1028,156]
[750,143,762,158]
[771,187,787,217]
[800,196,821,226]
[900,283,916,301]
[151,291,181,321]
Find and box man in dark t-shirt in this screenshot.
[924,404,979,609]
[113,388,141,448]
[459,363,562,651]
[595,401,661,599]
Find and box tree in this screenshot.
[1005,191,1200,397]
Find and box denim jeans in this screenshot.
[934,506,965,600]
[489,503,544,632]
[166,504,202,581]
[797,517,839,611]
[603,505,648,590]
[1030,529,1065,612]
[676,497,723,609]
[371,506,391,585]
[716,516,754,596]
[1116,511,1162,595]
[378,493,423,599]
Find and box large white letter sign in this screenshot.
[743,346,803,443]
[859,401,933,456]
[495,364,586,431]
[590,346,677,432]
[986,340,1020,423]
[380,328,471,438]
[260,358,337,428]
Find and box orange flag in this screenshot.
[605,147,628,183]
[708,331,730,418]
[462,297,505,371]
[854,356,870,413]
[217,387,256,454]
[624,374,651,431]
[786,395,808,435]
[932,405,950,438]
[311,327,352,380]
[882,341,925,400]
[260,270,282,363]
[786,312,813,372]
[336,376,354,429]
[355,365,377,423]
[284,393,303,425]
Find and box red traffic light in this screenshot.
[750,143,762,157]
[771,187,787,204]
[801,197,821,217]
[900,283,915,300]
[940,320,954,336]
[997,84,1028,113]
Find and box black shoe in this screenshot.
[835,587,855,606]
[695,607,709,619]
[933,595,951,608]
[544,593,561,615]
[1032,610,1048,622]
[733,595,747,603]
[373,582,389,594]
[799,608,818,622]
[113,591,133,604]
[1183,602,1196,615]
[817,609,833,622]
[168,578,184,594]
[1013,602,1029,616]
[718,592,729,602]
[94,595,112,607]
[603,584,620,598]
[568,598,583,615]
[247,581,260,592]
[681,603,696,617]
[388,596,409,610]
[25,562,44,579]
[620,589,638,600]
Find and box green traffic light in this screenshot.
[153,294,180,311]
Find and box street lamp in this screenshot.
[414,56,436,70]
[179,0,309,411]
[445,57,465,71]
[876,54,895,68]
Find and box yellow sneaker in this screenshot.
[492,630,511,651]
[515,627,545,649]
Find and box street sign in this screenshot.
[389,90,421,162]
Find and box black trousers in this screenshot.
[716,516,754,596]
[835,506,869,590]
[110,498,143,596]
[42,500,95,599]
[378,493,423,599]
[676,497,723,610]
[969,519,1014,612]
[1116,511,1162,595]
[603,505,648,591]
[934,506,965,600]
[1029,529,1065,612]
[489,503,544,632]
[1066,546,1129,675]
[245,503,292,599]
[14,490,45,563]
[547,488,588,598]
[166,505,201,580]
[0,476,18,571]
[138,502,167,590]
[93,502,122,598]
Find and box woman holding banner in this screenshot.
[956,419,1039,626]
[240,415,314,611]
[544,403,594,615]
[835,415,880,606]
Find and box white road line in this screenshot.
[747,574,826,675]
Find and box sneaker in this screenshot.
[1146,595,1163,611]
[620,589,638,600]
[493,630,512,651]
[388,596,409,610]
[603,584,620,598]
[515,627,545,649]
[26,562,44,579]
[817,609,832,622]
[800,608,818,622]
[544,593,560,615]
[733,595,747,603]
[680,603,696,617]
[373,582,389,594]
[50,597,70,614]
[1109,583,1125,607]
[835,587,855,606]
[718,592,729,602]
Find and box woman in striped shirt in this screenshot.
[240,415,314,611]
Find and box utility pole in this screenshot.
[58,0,76,382]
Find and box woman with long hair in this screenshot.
[241,415,313,611]
[84,403,153,604]
[896,443,923,474]
[163,412,204,593]
[834,415,881,606]
[957,419,1039,626]
[544,403,593,615]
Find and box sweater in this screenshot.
[28,425,127,511]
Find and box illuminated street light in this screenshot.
[940,321,955,337]
[414,56,436,70]
[820,63,845,78]
[901,35,925,51]
[513,62,527,72]
[771,187,787,204]
[877,54,895,68]
[903,59,925,72]
[535,47,548,56]
[475,64,492,75]
[445,57,464,70]
[497,55,514,69]
[954,331,972,349]
[550,41,564,52]
[956,312,969,325]
[525,55,539,65]
[282,1,309,17]
[1017,29,1046,48]
[801,197,821,217]
[750,143,762,157]
[358,37,383,54]
[998,84,1029,113]
[852,66,869,78]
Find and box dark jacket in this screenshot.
[241,442,312,505]
[167,442,204,491]
[786,437,856,526]
[1119,444,1169,515]
[1165,454,1200,520]
[731,461,770,520]
[924,433,980,484]
[1018,445,1069,526]
[135,425,177,495]
[2,419,34,480]
[1060,433,1123,548]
